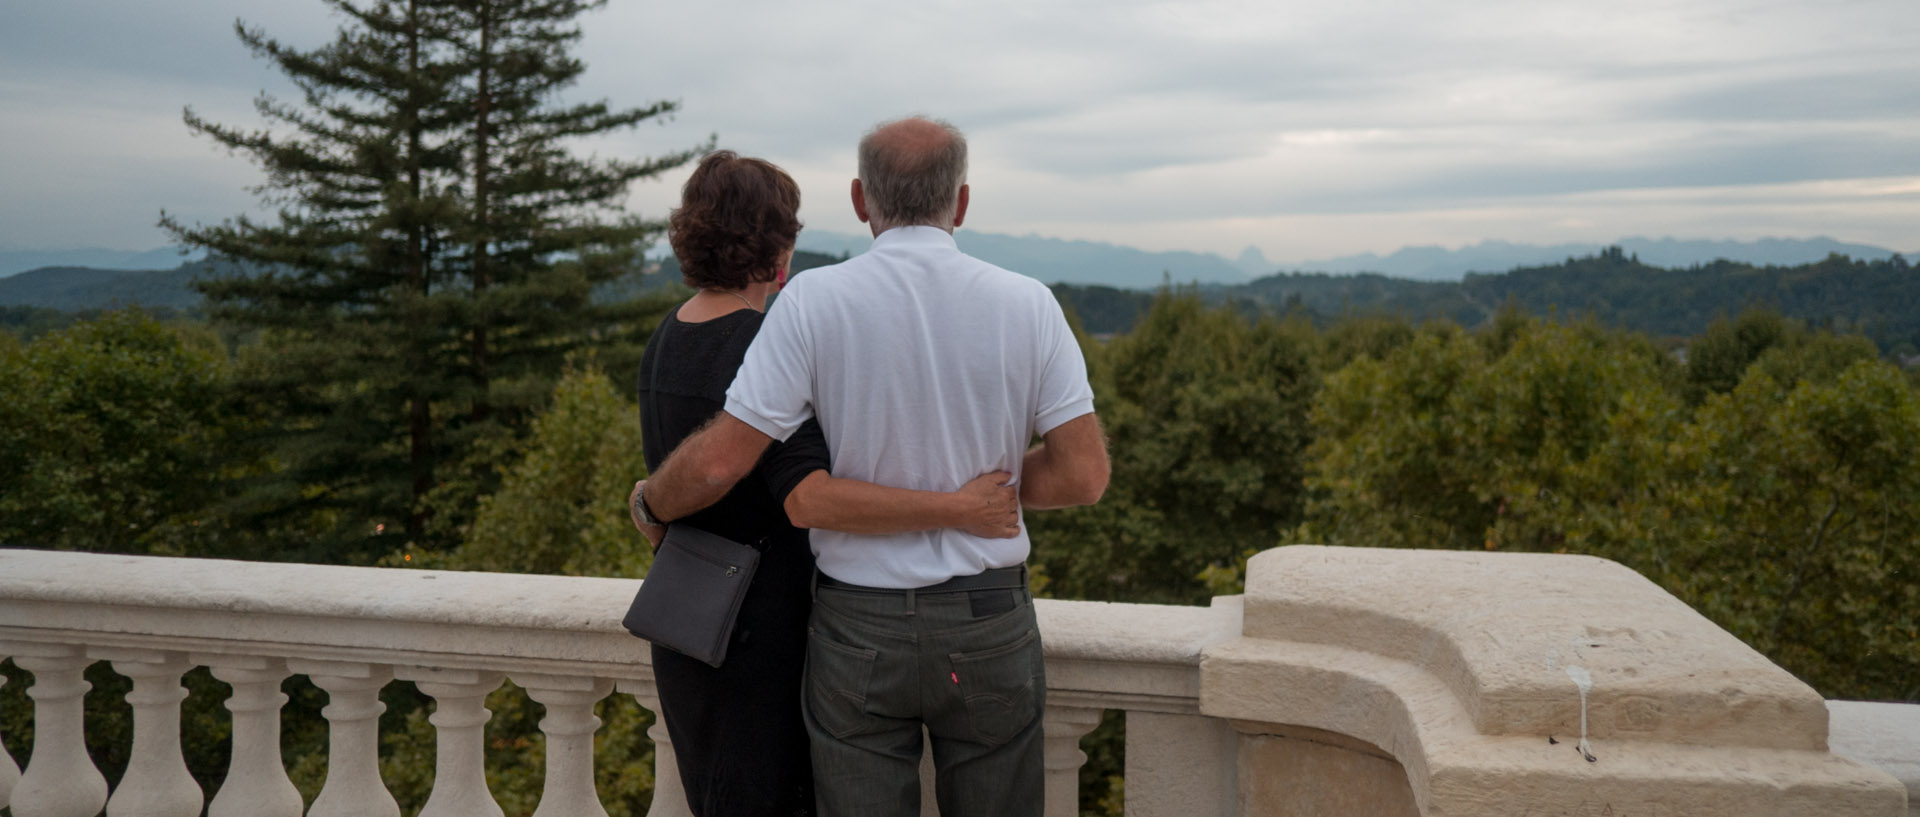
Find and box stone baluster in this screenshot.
[3,643,108,817]
[201,655,303,817]
[516,673,615,817]
[293,660,399,817]
[619,679,692,817]
[0,668,19,810]
[98,649,202,817]
[397,667,506,817]
[1041,704,1105,817]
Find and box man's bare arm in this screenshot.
[786,470,1020,538]
[641,411,776,522]
[1019,413,1109,510]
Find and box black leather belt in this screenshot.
[816,565,1027,594]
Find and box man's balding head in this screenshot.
[855,117,969,233]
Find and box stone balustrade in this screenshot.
[0,546,1913,816]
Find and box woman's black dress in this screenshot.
[639,306,825,817]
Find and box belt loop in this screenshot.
[810,569,820,601]
[904,587,916,617]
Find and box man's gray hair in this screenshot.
[857,117,968,231]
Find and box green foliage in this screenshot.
[1584,361,1920,700]
[1029,293,1314,604]
[424,365,651,578]
[1299,311,1920,700]
[1047,284,1154,336]
[0,310,242,555]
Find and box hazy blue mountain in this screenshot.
[799,231,1910,284]
[0,263,207,310]
[797,229,1250,287]
[1285,237,1908,281]
[0,246,204,278]
[1232,245,1276,277]
[1614,236,1905,269]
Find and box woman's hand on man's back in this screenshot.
[954,471,1021,539]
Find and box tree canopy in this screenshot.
[161,0,700,559]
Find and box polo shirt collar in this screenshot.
[871,225,958,251]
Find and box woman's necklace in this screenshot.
[705,289,757,312]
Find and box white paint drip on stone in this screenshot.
[1565,664,1596,761]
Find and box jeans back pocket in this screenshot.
[948,627,1041,746]
[806,626,880,740]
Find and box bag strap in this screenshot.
[643,318,668,468]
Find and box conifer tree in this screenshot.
[163,0,698,560]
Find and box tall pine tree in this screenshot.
[163,0,699,561]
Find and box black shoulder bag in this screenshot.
[621,340,762,668]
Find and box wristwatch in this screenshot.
[632,484,662,526]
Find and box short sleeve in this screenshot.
[1032,295,1097,435]
[760,418,831,506]
[724,287,817,441]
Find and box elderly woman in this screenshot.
[629,150,1018,817]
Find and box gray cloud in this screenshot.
[3,0,1917,258]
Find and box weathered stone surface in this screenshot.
[1129,712,1238,817]
[1830,701,1920,817]
[1236,725,1420,817]
[1204,545,1909,817]
[0,550,655,676]
[1236,545,1826,750]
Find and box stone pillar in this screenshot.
[296,660,399,817]
[203,655,302,817]
[517,673,615,817]
[102,650,203,817]
[7,644,108,817]
[1124,711,1236,817]
[399,667,506,817]
[620,679,693,817]
[0,668,19,809]
[1042,704,1104,817]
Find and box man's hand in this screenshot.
[954,470,1021,539]
[628,479,666,550]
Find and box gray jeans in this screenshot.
[802,573,1045,817]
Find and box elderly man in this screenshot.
[635,116,1108,816]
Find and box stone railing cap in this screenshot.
[1237,545,1829,750]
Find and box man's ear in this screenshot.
[953,184,970,229]
[851,178,870,223]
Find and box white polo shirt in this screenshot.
[723,226,1096,588]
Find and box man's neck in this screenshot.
[870,222,955,238]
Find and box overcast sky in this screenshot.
[2,0,1916,261]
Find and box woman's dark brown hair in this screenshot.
[668,150,802,289]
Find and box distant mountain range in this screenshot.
[796,229,1252,288]
[1287,236,1911,281]
[8,244,1917,359]
[4,235,1912,305]
[795,231,1913,285]
[0,263,208,311]
[0,247,204,278]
